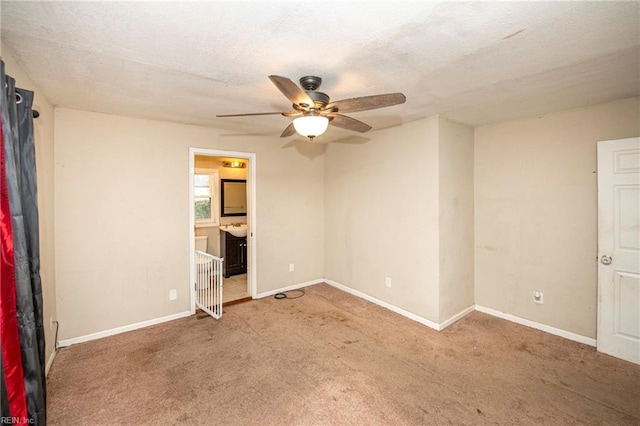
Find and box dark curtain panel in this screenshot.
[0,60,46,424]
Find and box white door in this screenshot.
[597,137,640,364]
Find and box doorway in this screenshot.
[189,148,257,316]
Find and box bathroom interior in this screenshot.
[194,155,250,305]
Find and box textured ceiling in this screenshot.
[1,1,639,142]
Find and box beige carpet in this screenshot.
[47,283,640,425]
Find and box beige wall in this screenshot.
[324,117,442,322]
[2,45,58,368]
[324,116,474,325]
[474,97,640,339]
[438,117,474,322]
[54,108,324,339]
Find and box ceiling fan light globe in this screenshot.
[293,116,329,140]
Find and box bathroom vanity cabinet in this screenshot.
[221,231,247,278]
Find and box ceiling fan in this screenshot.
[217,75,406,141]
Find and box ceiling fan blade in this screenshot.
[325,93,406,114]
[280,122,296,138]
[268,75,315,109]
[216,111,290,118]
[328,114,372,133]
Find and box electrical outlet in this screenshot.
[169,289,177,300]
[289,263,295,272]
[533,290,544,304]
[385,277,392,288]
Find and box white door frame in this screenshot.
[189,147,257,314]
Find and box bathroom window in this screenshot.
[194,169,219,227]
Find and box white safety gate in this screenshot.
[195,251,224,319]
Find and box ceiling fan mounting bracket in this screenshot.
[299,75,323,91]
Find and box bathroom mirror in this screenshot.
[220,179,247,217]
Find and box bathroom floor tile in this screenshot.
[223,273,249,304]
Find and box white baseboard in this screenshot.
[440,304,476,330]
[54,283,595,350]
[58,278,322,348]
[475,305,596,347]
[58,311,192,348]
[324,279,446,330]
[255,278,324,299]
[45,349,57,377]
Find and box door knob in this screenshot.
[601,255,612,265]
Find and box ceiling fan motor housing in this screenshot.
[298,76,330,109]
[307,91,330,108]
